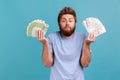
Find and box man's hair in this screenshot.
[58,7,77,24]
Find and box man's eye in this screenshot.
[69,20,73,22]
[62,20,65,22]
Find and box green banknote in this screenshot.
[27,19,49,37]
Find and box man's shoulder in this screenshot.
[74,32,86,37]
[47,31,60,39]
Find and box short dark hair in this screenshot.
[58,7,77,24]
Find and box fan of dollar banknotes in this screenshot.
[82,17,106,37]
[27,19,49,37]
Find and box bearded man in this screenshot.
[36,7,96,80]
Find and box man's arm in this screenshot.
[80,33,96,67]
[36,30,54,67]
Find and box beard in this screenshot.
[60,26,76,37]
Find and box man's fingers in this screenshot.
[87,32,96,42]
[39,30,41,39]
[36,30,45,41]
[89,32,95,38]
[41,30,45,39]
[36,30,39,39]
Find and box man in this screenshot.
[36,7,96,80]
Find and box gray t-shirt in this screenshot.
[47,31,86,80]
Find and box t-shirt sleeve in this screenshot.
[47,34,53,54]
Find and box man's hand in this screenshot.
[36,30,48,45]
[85,32,96,44]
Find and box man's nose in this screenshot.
[66,21,70,25]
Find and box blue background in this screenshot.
[0,0,120,80]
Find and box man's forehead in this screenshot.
[61,14,74,19]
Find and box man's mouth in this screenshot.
[64,26,71,31]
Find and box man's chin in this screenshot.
[60,27,75,37]
[61,31,74,37]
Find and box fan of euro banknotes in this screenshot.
[27,19,49,37]
[82,17,106,37]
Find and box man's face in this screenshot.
[59,14,76,37]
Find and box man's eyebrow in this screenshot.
[61,18,66,19]
[61,18,74,19]
[69,18,74,19]
[61,18,66,20]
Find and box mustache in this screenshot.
[64,26,71,29]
